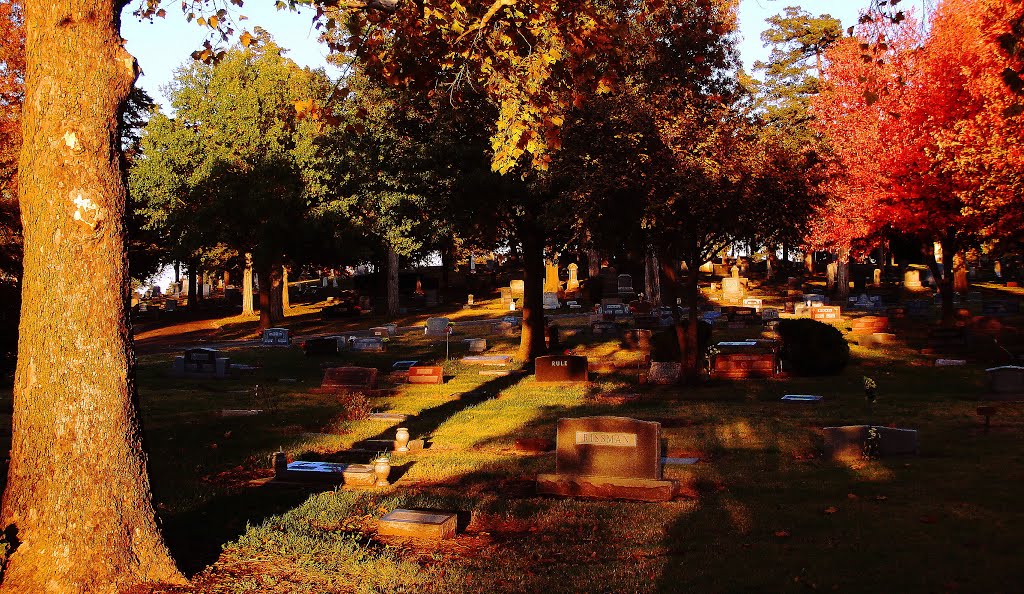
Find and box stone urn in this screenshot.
[394,427,410,453]
[373,457,391,487]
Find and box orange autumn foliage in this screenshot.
[811,0,1024,254]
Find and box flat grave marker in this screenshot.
[462,354,513,366]
[408,366,444,385]
[378,509,458,540]
[781,395,823,402]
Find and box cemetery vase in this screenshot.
[395,428,411,453]
[374,458,392,487]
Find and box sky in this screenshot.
[121,0,871,111]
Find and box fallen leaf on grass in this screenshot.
[873,495,888,502]
[847,493,859,500]
[823,506,839,514]
[773,530,791,538]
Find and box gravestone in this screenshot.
[424,317,451,337]
[601,303,629,318]
[303,337,339,356]
[622,328,653,350]
[536,416,676,501]
[392,360,418,371]
[262,327,290,346]
[617,274,635,298]
[904,269,922,289]
[465,338,487,353]
[741,297,763,311]
[510,279,525,299]
[164,298,177,312]
[173,347,231,379]
[312,367,379,392]
[648,361,681,385]
[545,260,561,293]
[761,308,780,322]
[590,321,619,336]
[370,326,391,337]
[351,336,386,352]
[543,292,560,310]
[713,350,778,379]
[811,305,842,322]
[802,294,828,306]
[850,316,890,334]
[822,426,919,459]
[408,366,444,385]
[985,366,1024,400]
[781,395,823,402]
[535,355,589,383]
[492,321,519,336]
[500,287,513,308]
[567,263,580,291]
[721,277,743,302]
[276,459,376,487]
[378,509,458,540]
[462,354,513,365]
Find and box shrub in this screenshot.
[777,318,850,375]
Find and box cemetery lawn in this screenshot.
[4,315,1024,593]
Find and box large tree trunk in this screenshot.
[587,248,601,279]
[187,259,198,306]
[928,237,957,324]
[281,264,290,311]
[242,252,254,315]
[258,258,284,329]
[835,251,850,301]
[1,2,182,591]
[517,226,548,362]
[386,243,399,318]
[677,253,703,385]
[644,247,661,305]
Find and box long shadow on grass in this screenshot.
[357,370,530,448]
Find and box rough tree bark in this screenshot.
[258,258,284,329]
[0,2,183,591]
[586,248,601,279]
[241,252,254,315]
[517,225,548,363]
[835,250,850,301]
[644,248,661,305]
[385,244,399,318]
[281,264,290,311]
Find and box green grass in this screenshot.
[5,306,1024,593]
